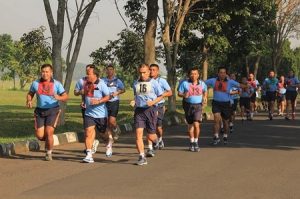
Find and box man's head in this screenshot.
[248,73,255,81]
[150,64,159,78]
[217,66,228,80]
[269,70,275,78]
[189,67,200,82]
[138,64,150,81]
[241,77,248,84]
[230,73,236,80]
[86,66,100,83]
[106,65,115,78]
[40,64,53,81]
[85,64,96,75]
[288,70,294,77]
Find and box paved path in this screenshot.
[1,112,300,199]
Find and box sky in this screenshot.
[0,0,127,64]
[0,0,300,65]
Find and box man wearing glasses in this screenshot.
[205,67,249,145]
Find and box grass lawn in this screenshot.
[0,81,212,143]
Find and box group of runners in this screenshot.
[26,63,299,166]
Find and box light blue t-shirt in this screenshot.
[29,79,65,109]
[263,78,278,92]
[205,78,240,102]
[102,76,125,102]
[84,79,110,118]
[285,76,300,92]
[74,77,86,92]
[154,77,171,105]
[133,78,163,108]
[178,80,207,104]
[239,87,254,98]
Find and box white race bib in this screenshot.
[135,82,152,95]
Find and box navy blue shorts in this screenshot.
[286,91,298,101]
[184,103,202,124]
[266,91,276,102]
[84,116,107,133]
[212,100,232,120]
[239,97,251,110]
[277,94,286,102]
[34,106,60,129]
[106,100,120,117]
[157,104,165,127]
[134,106,158,133]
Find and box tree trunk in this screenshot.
[245,56,249,77]
[253,54,261,79]
[144,0,158,65]
[202,45,208,80]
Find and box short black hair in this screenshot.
[188,67,200,75]
[138,63,150,69]
[150,64,159,69]
[106,64,114,69]
[86,64,96,69]
[218,66,227,73]
[41,64,53,71]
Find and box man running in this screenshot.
[205,66,248,145]
[239,77,254,121]
[285,70,300,120]
[82,66,112,163]
[150,64,172,149]
[229,73,239,133]
[178,67,207,152]
[133,64,163,166]
[74,64,101,154]
[102,65,125,140]
[262,70,278,120]
[26,64,68,161]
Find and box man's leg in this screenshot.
[136,128,147,165]
[83,126,96,163]
[212,113,222,145]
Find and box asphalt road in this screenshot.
[1,112,300,199]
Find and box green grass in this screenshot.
[0,80,212,143]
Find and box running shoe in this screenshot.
[194,142,200,152]
[153,142,159,150]
[136,156,147,166]
[230,126,234,133]
[146,149,155,157]
[45,153,52,161]
[285,116,291,120]
[292,112,296,120]
[91,139,100,154]
[212,137,221,146]
[189,142,195,152]
[83,155,94,163]
[158,140,165,150]
[106,145,113,157]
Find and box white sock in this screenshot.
[214,134,219,138]
[46,150,52,155]
[86,149,92,156]
[190,138,195,143]
[148,145,153,150]
[158,137,162,142]
[229,122,233,127]
[140,153,145,158]
[194,138,198,143]
[223,134,228,138]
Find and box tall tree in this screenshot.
[271,0,300,73]
[144,0,159,64]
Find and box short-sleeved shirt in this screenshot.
[248,80,260,91]
[84,79,110,118]
[74,76,86,93]
[205,77,240,102]
[154,77,171,104]
[263,78,278,92]
[239,86,254,98]
[285,76,300,92]
[29,78,65,109]
[277,82,286,94]
[102,76,125,102]
[133,78,163,108]
[178,80,207,104]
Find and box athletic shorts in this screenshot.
[277,94,286,103]
[134,106,158,133]
[250,94,256,103]
[232,99,239,112]
[84,116,107,133]
[184,103,202,124]
[212,100,232,120]
[286,91,298,101]
[34,106,60,129]
[157,104,165,127]
[239,97,251,110]
[106,100,120,117]
[266,91,276,102]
